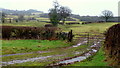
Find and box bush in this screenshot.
[1,26,73,42]
[81,22,92,24]
[1,26,57,40]
[44,24,53,27]
[104,24,120,66]
[1,26,12,39]
[57,32,68,40]
[66,22,80,25]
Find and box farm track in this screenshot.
[1,37,104,66]
[1,55,65,66]
[0,51,51,57]
[48,41,101,66]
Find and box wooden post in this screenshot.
[9,18,12,23]
[87,32,89,45]
[68,30,73,42]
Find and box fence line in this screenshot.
[73,32,105,45]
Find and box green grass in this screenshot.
[36,17,50,21]
[68,47,108,66]
[2,40,72,55]
[10,61,52,66]
[1,20,118,34]
[59,22,118,33]
[0,21,48,27]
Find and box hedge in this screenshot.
[1,26,57,40]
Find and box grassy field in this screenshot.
[2,40,72,55]
[0,21,47,27]
[1,20,118,33]
[1,21,119,66]
[1,22,118,54]
[59,22,118,33]
[36,17,50,21]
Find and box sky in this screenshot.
[0,0,120,16]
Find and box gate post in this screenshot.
[68,30,73,42]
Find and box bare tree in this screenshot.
[48,0,72,26]
[48,1,61,26]
[101,10,113,22]
[59,6,71,24]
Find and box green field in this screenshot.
[59,22,118,33]
[1,21,119,66]
[1,20,118,33]
[2,40,72,55]
[0,21,47,27]
[36,17,50,21]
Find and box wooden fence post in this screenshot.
[87,32,89,45]
[68,30,73,42]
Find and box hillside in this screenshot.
[0,8,43,15]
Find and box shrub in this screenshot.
[81,22,92,24]
[104,24,120,66]
[57,32,68,40]
[1,26,57,40]
[1,26,73,42]
[44,24,53,27]
[1,26,13,39]
[66,22,79,25]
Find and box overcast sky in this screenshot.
[0,0,119,16]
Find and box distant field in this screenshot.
[36,18,50,21]
[59,22,118,33]
[1,21,118,33]
[0,21,48,27]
